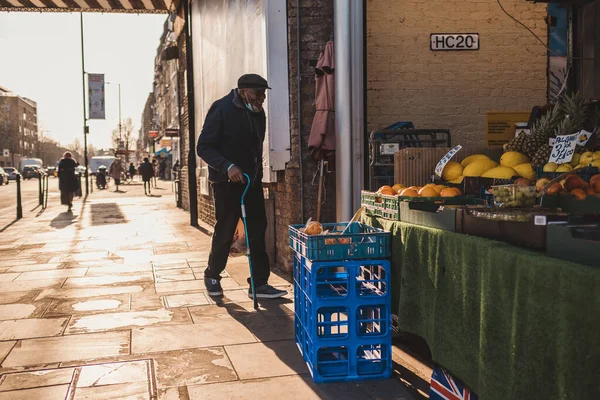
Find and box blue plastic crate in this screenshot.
[293,254,393,383]
[289,222,390,261]
[295,314,392,383]
[294,255,391,303]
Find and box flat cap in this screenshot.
[238,73,271,90]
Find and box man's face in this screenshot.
[242,88,266,112]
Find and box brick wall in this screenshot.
[176,14,190,213]
[269,0,336,273]
[366,0,548,145]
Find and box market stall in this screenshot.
[363,215,599,400]
[357,92,600,399]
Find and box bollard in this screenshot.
[38,173,43,206]
[44,174,49,209]
[16,174,22,219]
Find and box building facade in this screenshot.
[0,85,39,168]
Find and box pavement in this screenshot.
[0,179,426,399]
[0,176,60,213]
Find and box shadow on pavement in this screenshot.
[0,219,19,233]
[50,212,78,229]
[90,203,127,226]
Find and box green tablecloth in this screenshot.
[364,215,600,400]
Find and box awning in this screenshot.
[0,0,176,13]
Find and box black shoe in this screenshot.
[204,278,223,296]
[248,284,287,299]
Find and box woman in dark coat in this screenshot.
[58,152,78,212]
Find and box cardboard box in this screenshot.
[485,112,531,147]
[394,147,503,187]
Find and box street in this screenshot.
[0,176,60,215]
[0,182,425,399]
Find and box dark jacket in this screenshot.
[196,89,265,183]
[139,161,154,182]
[58,158,78,193]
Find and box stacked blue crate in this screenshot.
[289,222,392,383]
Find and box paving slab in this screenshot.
[77,360,149,387]
[153,347,237,388]
[0,273,20,282]
[0,342,16,364]
[187,375,371,400]
[0,367,75,391]
[1,331,130,368]
[0,279,65,294]
[14,268,88,281]
[84,263,152,276]
[0,304,38,320]
[66,308,191,334]
[131,321,257,354]
[72,381,150,400]
[224,340,307,379]
[7,263,64,273]
[0,317,69,340]
[63,273,153,287]
[35,285,145,301]
[164,292,210,308]
[130,295,164,311]
[45,296,130,316]
[0,384,71,400]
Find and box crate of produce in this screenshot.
[364,206,399,221]
[491,184,536,208]
[546,224,600,267]
[399,202,459,232]
[289,222,390,261]
[293,254,393,383]
[455,207,571,250]
[361,191,383,208]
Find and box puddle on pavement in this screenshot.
[70,309,175,333]
[72,300,122,312]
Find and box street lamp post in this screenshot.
[106,82,122,141]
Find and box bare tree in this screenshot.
[111,117,135,162]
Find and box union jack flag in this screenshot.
[429,366,479,400]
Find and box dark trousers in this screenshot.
[205,181,270,287]
[143,180,151,194]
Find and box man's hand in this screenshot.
[228,165,245,183]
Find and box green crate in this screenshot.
[399,202,457,232]
[361,191,383,208]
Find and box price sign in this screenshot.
[435,145,462,177]
[577,130,593,146]
[548,133,579,164]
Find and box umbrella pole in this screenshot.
[316,159,324,222]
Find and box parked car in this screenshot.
[3,167,20,181]
[22,166,40,180]
[0,167,9,185]
[46,166,57,177]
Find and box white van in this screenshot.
[20,158,43,172]
[90,156,115,175]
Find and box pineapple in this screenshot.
[531,145,551,168]
[522,105,562,158]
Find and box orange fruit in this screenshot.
[440,187,461,197]
[392,184,406,193]
[378,185,393,193]
[407,186,420,191]
[570,188,586,200]
[400,189,419,197]
[379,187,396,196]
[418,187,439,198]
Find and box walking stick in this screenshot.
[241,174,258,310]
[241,173,258,309]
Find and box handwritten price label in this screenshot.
[435,145,463,177]
[548,133,579,164]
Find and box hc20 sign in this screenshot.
[430,34,479,51]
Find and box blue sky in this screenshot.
[0,11,166,149]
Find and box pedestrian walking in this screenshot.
[139,157,154,195]
[159,158,167,180]
[197,73,287,299]
[108,158,124,192]
[152,159,159,187]
[57,151,78,213]
[128,163,136,182]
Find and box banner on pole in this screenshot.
[88,73,105,120]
